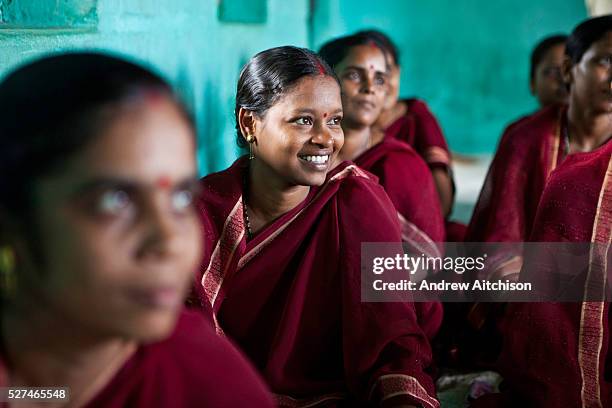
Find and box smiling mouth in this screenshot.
[298,154,330,165]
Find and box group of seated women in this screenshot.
[0,12,610,408]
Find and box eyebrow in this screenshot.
[70,175,199,196]
[290,108,343,115]
[342,65,388,76]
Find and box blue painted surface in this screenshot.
[0,0,309,174]
[0,0,588,173]
[311,0,587,154]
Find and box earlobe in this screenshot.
[238,108,257,142]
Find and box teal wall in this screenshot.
[0,0,588,173]
[311,0,587,154]
[0,0,309,174]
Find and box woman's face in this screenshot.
[568,31,612,114]
[335,44,388,127]
[531,43,568,107]
[383,60,401,110]
[250,74,344,186]
[23,96,201,343]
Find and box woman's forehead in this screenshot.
[273,76,341,110]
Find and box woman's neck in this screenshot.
[567,100,612,153]
[337,120,385,163]
[246,160,310,235]
[2,298,136,407]
[374,100,407,131]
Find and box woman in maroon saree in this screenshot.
[318,34,445,340]
[0,53,273,407]
[489,35,569,174]
[194,46,438,407]
[465,103,567,280]
[355,30,460,241]
[474,34,568,252]
[472,15,612,407]
[473,114,612,408]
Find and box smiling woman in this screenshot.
[0,52,273,407]
[194,46,438,408]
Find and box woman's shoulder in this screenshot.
[378,139,429,169]
[328,161,385,198]
[502,104,564,148]
[104,310,274,407]
[199,156,246,195]
[329,162,401,235]
[402,98,433,117]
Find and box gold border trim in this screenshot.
[369,374,439,408]
[578,157,612,408]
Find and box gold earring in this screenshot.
[246,134,256,160]
[0,246,16,296]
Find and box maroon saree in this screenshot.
[194,158,438,408]
[465,105,567,278]
[473,139,612,407]
[384,99,451,172]
[354,138,445,339]
[0,310,274,408]
[355,138,445,252]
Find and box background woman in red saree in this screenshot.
[354,30,456,224]
[472,15,612,407]
[483,34,569,196]
[318,34,445,340]
[0,53,273,407]
[195,46,438,407]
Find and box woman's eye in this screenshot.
[374,76,386,86]
[295,117,313,125]
[327,116,342,126]
[171,190,193,212]
[98,190,131,214]
[600,56,612,66]
[346,71,360,81]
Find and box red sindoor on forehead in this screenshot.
[156,176,172,189]
[316,60,326,75]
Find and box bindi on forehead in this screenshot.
[155,176,173,189]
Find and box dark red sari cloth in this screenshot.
[0,310,274,408]
[354,138,445,340]
[384,99,452,172]
[473,139,612,407]
[465,105,567,278]
[195,158,439,408]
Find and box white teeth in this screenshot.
[302,155,329,163]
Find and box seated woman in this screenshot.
[472,14,612,407]
[318,34,445,340]
[529,34,569,110]
[504,34,569,135]
[0,53,274,407]
[193,46,438,408]
[466,16,609,280]
[355,30,455,222]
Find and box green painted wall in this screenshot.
[0,0,588,174]
[0,0,309,174]
[311,0,587,154]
